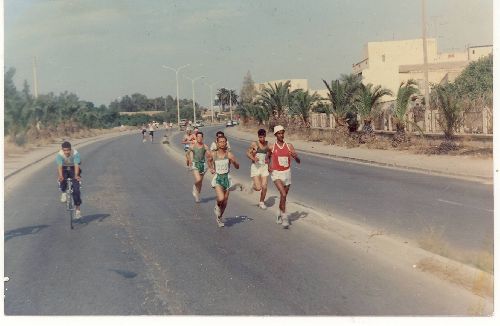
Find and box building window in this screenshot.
[382,55,385,62]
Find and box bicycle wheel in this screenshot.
[67,190,74,229]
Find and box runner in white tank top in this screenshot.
[246,128,271,209]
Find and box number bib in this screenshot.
[215,159,229,174]
[256,153,266,165]
[277,156,289,168]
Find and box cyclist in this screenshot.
[208,135,239,227]
[56,141,82,219]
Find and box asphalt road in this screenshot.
[184,126,494,254]
[3,130,491,315]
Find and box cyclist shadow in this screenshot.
[75,213,110,226]
[199,196,216,203]
[224,215,253,227]
[4,224,50,242]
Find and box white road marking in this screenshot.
[437,198,493,213]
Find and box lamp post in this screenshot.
[206,82,217,124]
[184,75,206,124]
[162,64,190,127]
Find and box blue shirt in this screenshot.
[56,149,81,166]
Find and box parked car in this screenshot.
[226,120,233,127]
[193,121,204,128]
[232,120,239,125]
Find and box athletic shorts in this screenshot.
[271,169,291,186]
[250,163,269,177]
[192,161,207,174]
[149,131,154,136]
[211,174,233,190]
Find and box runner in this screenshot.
[141,124,147,142]
[269,125,301,228]
[186,131,211,203]
[148,122,155,143]
[182,127,196,152]
[246,128,270,209]
[208,135,240,227]
[209,131,231,151]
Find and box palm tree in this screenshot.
[289,89,321,127]
[392,79,420,144]
[216,88,229,111]
[432,84,463,142]
[354,83,392,137]
[257,81,291,121]
[322,73,362,128]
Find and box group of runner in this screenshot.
[141,121,160,143]
[184,125,300,228]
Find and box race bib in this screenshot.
[215,159,229,174]
[278,156,289,168]
[256,153,266,165]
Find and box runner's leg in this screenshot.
[260,175,268,203]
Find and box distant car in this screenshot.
[232,120,239,125]
[226,120,233,127]
[193,121,204,128]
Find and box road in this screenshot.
[4,129,492,315]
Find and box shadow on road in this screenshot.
[199,196,217,203]
[264,196,278,208]
[76,213,111,226]
[224,215,253,227]
[288,211,308,224]
[4,224,50,242]
[109,269,138,279]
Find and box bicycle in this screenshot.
[65,177,75,229]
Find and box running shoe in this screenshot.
[258,202,267,210]
[276,211,282,224]
[192,185,200,202]
[60,192,67,203]
[214,204,221,217]
[216,216,225,228]
[282,214,290,228]
[75,209,82,219]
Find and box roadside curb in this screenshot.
[224,128,493,183]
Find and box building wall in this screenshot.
[468,45,493,61]
[255,79,309,92]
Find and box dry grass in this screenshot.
[417,226,493,274]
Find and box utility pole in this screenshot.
[207,82,217,124]
[422,0,431,132]
[185,75,206,124]
[32,56,39,98]
[229,90,233,121]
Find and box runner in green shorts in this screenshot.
[186,131,211,203]
[208,135,240,227]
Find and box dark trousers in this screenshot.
[59,166,82,206]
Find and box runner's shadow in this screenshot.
[264,196,278,208]
[4,225,50,242]
[288,211,308,224]
[199,196,216,203]
[224,215,253,227]
[109,269,138,279]
[75,213,110,226]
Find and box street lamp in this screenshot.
[184,75,206,124]
[162,64,190,127]
[206,81,217,124]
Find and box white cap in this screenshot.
[273,125,285,134]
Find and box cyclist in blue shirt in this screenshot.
[56,141,82,219]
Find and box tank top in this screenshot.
[214,151,230,174]
[271,142,291,172]
[254,141,269,166]
[192,144,206,163]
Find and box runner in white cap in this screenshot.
[246,128,270,209]
[269,125,300,228]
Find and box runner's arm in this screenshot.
[246,142,257,163]
[207,153,215,174]
[57,165,64,182]
[289,143,301,164]
[228,152,240,169]
[75,164,81,181]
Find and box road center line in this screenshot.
[437,198,493,213]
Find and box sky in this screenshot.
[3,0,494,107]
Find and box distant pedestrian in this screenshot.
[148,122,156,143]
[269,125,300,228]
[141,124,147,142]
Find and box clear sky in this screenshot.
[3,0,494,107]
